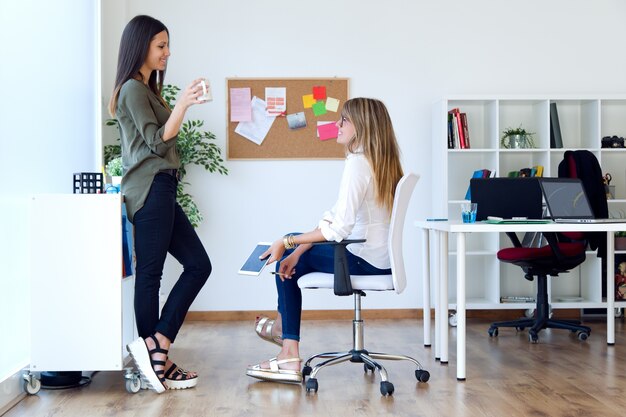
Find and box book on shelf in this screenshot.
[508,165,544,178]
[464,168,491,200]
[500,296,535,303]
[447,112,454,149]
[550,102,563,148]
[448,108,467,148]
[460,112,470,148]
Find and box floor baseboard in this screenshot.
[185,309,583,322]
[0,368,27,416]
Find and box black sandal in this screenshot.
[126,336,167,393]
[146,335,169,388]
[164,363,199,390]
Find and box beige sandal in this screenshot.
[246,357,302,384]
[255,317,283,347]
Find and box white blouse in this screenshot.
[318,152,391,270]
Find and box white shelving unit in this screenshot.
[25,194,138,394]
[432,95,626,312]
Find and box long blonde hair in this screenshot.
[342,98,403,214]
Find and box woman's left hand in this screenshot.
[261,238,286,265]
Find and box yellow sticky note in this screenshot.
[325,97,340,112]
[302,94,316,109]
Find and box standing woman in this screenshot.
[247,97,403,384]
[109,15,211,393]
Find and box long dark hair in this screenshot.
[108,15,169,116]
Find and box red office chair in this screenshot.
[488,231,590,343]
[489,151,607,343]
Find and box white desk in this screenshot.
[416,220,625,381]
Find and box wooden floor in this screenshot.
[5,316,626,417]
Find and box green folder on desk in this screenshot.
[484,219,553,224]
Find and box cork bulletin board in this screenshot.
[226,78,349,159]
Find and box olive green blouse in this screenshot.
[116,79,179,221]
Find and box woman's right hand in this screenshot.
[277,252,300,280]
[176,78,207,109]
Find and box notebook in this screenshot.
[540,178,626,223]
[470,178,543,221]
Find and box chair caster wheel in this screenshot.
[488,327,498,337]
[577,331,589,341]
[515,326,525,332]
[415,369,430,383]
[302,365,312,377]
[529,331,539,343]
[23,376,41,395]
[125,377,141,394]
[364,363,375,373]
[380,381,394,396]
[305,378,318,393]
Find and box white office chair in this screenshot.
[297,173,429,396]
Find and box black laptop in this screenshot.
[539,178,625,223]
[470,178,543,221]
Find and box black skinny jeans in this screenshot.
[132,172,211,342]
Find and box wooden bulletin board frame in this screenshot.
[226,78,349,160]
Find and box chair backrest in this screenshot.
[558,150,607,256]
[388,173,419,294]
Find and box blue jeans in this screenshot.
[276,235,391,341]
[132,173,211,342]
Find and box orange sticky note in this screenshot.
[302,94,316,108]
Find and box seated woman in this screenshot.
[247,97,404,384]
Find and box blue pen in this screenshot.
[427,218,448,221]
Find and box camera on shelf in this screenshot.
[601,135,625,148]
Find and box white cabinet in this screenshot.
[432,95,626,311]
[29,194,137,372]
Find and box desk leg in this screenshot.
[421,228,431,347]
[607,231,615,346]
[456,232,466,381]
[433,230,440,361]
[440,230,449,364]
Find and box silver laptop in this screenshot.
[540,178,626,223]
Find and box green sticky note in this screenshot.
[312,101,327,116]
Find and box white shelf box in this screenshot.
[499,263,536,300]
[447,99,498,149]
[550,99,600,149]
[599,150,626,201]
[448,254,501,305]
[600,100,626,138]
[447,151,497,202]
[499,150,549,178]
[499,99,549,149]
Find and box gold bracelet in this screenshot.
[283,234,297,249]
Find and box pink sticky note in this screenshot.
[312,86,326,100]
[317,122,338,141]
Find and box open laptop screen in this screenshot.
[470,178,543,221]
[540,178,595,219]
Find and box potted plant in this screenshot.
[106,156,123,185]
[615,231,626,251]
[501,125,536,149]
[104,84,228,227]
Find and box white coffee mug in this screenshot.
[197,79,212,102]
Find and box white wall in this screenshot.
[0,0,100,406]
[102,0,626,312]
